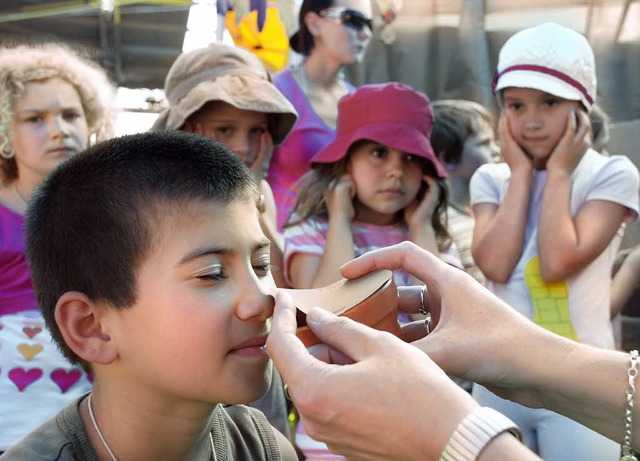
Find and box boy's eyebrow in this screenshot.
[177,240,271,266]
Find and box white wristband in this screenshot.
[440,407,523,461]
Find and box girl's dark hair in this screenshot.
[289,0,335,56]
[285,140,452,251]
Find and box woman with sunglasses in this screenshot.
[266,0,373,233]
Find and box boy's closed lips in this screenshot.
[229,334,269,359]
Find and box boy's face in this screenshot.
[185,101,270,176]
[103,198,276,405]
[502,87,582,168]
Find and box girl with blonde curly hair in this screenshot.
[0,42,116,453]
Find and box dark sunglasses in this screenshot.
[319,8,373,32]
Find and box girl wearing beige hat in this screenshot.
[151,42,298,291]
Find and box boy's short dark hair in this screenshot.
[431,100,495,165]
[25,131,259,365]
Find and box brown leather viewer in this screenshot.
[281,269,401,347]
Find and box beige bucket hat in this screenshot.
[151,43,297,145]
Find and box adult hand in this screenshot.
[545,110,590,175]
[340,241,571,407]
[266,289,478,461]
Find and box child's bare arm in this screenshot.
[538,111,627,281]
[289,176,357,288]
[471,117,532,283]
[611,245,640,318]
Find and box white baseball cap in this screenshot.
[492,22,597,111]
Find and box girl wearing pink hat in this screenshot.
[283,80,462,461]
[470,22,639,461]
[283,82,460,291]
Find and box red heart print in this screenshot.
[51,368,82,393]
[9,367,43,391]
[23,327,42,339]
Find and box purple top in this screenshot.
[0,203,37,314]
[267,67,355,231]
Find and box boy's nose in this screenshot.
[236,279,275,321]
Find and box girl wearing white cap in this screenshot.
[470,22,639,460]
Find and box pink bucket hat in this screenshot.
[151,43,297,144]
[492,22,597,111]
[311,82,447,178]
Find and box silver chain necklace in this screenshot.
[87,394,217,461]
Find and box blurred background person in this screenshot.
[267,0,373,231]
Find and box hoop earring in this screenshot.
[0,145,15,159]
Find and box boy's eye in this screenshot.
[404,153,420,163]
[252,256,272,276]
[544,98,559,107]
[196,264,226,282]
[253,264,273,276]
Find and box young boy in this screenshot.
[3,131,298,460]
[470,22,639,460]
[151,42,298,439]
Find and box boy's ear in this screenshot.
[55,292,118,366]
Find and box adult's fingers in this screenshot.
[266,292,329,394]
[267,293,387,391]
[303,307,386,362]
[340,242,458,300]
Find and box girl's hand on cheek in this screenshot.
[404,176,439,229]
[546,110,590,175]
[499,115,533,173]
[324,174,355,221]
